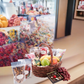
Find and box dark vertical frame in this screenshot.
[65,0,76,36]
[54,0,59,39]
[55,0,76,39]
[73,0,76,19]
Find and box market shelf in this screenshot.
[76,9,84,12]
[74,0,84,20]
[74,16,84,20]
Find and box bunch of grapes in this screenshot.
[0,32,8,46]
[57,67,70,81]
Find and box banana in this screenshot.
[47,55,59,62]
[40,55,60,62]
[53,56,60,62]
[40,55,50,61]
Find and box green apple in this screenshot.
[41,58,50,66]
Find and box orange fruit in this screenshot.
[0,15,8,28]
[49,58,57,65]
[1,20,8,27]
[0,15,6,20]
[0,22,3,27]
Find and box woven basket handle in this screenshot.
[39,43,53,65]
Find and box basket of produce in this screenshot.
[32,43,62,77]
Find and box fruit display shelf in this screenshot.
[0,26,20,31]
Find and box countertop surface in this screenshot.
[0,19,84,84]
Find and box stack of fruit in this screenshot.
[0,14,26,28]
[33,55,60,67]
[40,55,59,66]
[0,15,8,28]
[8,14,20,27]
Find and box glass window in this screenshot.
[2,0,10,2]
[29,0,56,14]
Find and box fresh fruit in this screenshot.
[19,16,24,21]
[40,55,59,62]
[0,15,6,20]
[49,56,60,62]
[0,15,8,28]
[49,58,57,65]
[1,20,8,27]
[0,22,3,27]
[57,67,70,81]
[41,58,50,66]
[8,14,20,27]
[53,56,59,62]
[40,55,50,61]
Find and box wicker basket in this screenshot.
[32,43,62,77]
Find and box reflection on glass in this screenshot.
[31,0,56,14]
[2,0,10,2]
